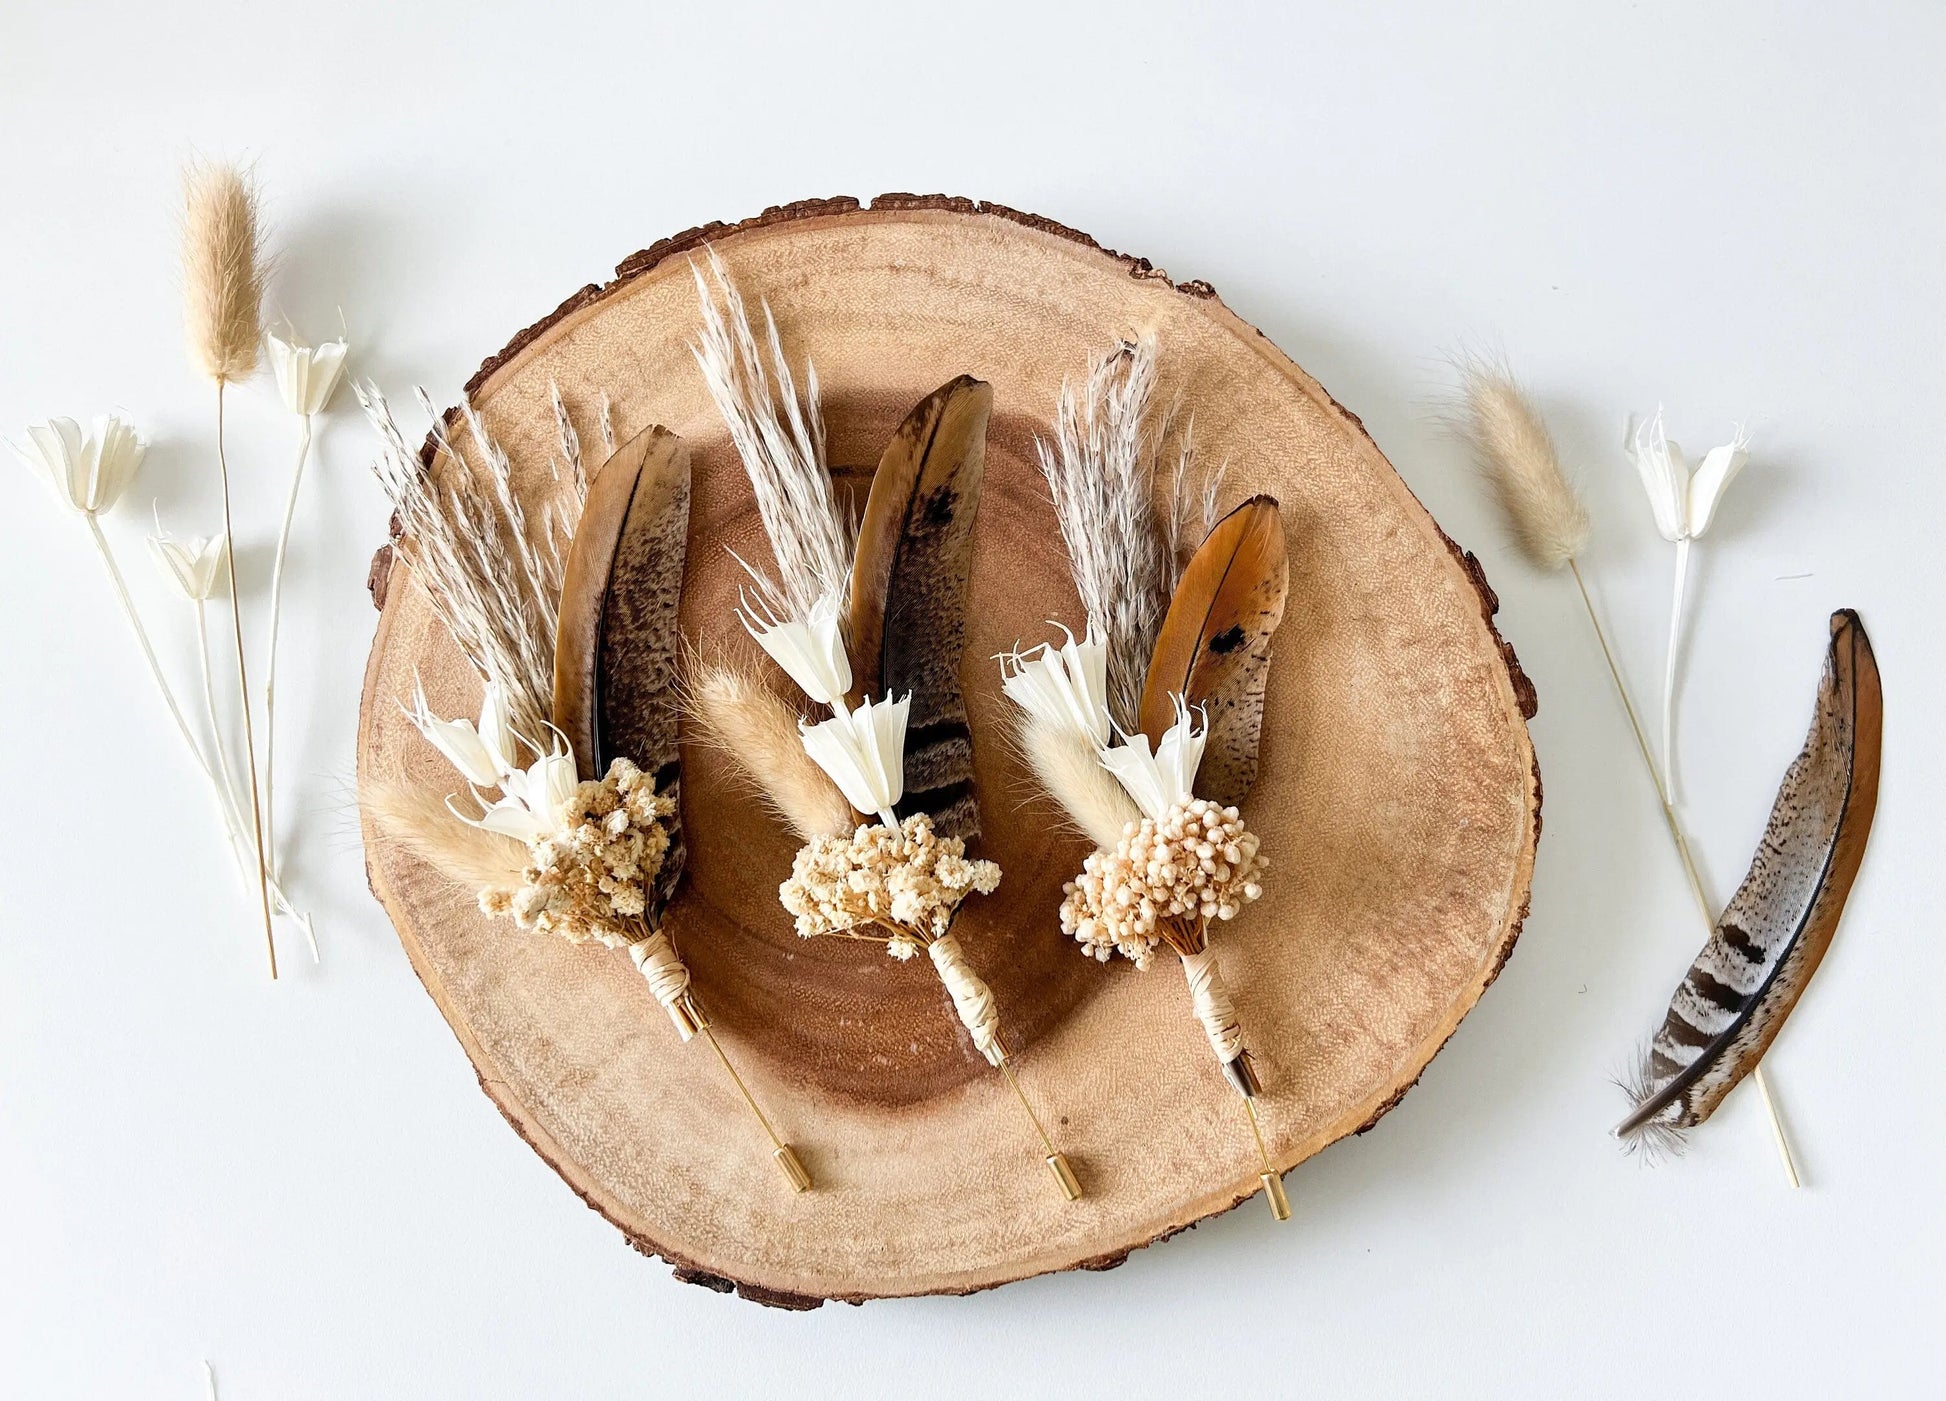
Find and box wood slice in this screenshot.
[357,196,1540,1307]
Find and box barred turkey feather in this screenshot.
[1617,610,1882,1142]
[852,376,992,841]
[552,425,693,921]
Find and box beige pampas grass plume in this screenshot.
[1016,713,1140,852]
[1452,359,1590,571]
[365,780,528,894]
[682,654,855,841]
[182,161,266,382]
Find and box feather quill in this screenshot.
[682,655,855,841]
[1617,610,1882,1145]
[851,376,992,840]
[1140,496,1288,806]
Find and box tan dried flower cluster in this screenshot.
[1059,797,1268,967]
[780,814,1001,957]
[480,757,677,948]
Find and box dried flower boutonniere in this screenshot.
[362,391,812,1192]
[683,252,1082,1200]
[998,338,1293,1219]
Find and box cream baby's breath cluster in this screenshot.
[1060,797,1268,967]
[481,757,676,947]
[780,813,1001,957]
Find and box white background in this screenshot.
[3,3,1940,1397]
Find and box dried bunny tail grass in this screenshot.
[365,779,527,893]
[358,381,573,741]
[1449,357,1590,571]
[1038,335,1177,731]
[182,160,266,382]
[1016,712,1141,852]
[682,652,854,841]
[691,245,852,621]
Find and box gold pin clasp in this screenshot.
[1261,1171,1291,1221]
[1046,1152,1083,1201]
[774,1145,813,1193]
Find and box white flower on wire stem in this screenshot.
[1625,408,1751,805]
[406,675,518,790]
[1099,697,1208,822]
[12,413,147,515]
[800,692,909,827]
[998,620,1113,747]
[738,581,852,707]
[266,332,350,416]
[147,524,229,601]
[1625,409,1749,543]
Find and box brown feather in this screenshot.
[848,376,992,840]
[554,427,675,778]
[1139,495,1288,805]
[1618,610,1882,1140]
[552,424,692,919]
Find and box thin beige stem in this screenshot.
[997,1056,1060,1160]
[196,602,242,823]
[216,380,278,980]
[698,1021,813,1192]
[262,414,312,865]
[1568,556,1800,1187]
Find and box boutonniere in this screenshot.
[683,252,1082,1200]
[363,389,812,1192]
[998,338,1293,1219]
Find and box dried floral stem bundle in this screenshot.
[1451,358,1796,1184]
[1000,338,1292,1220]
[14,417,311,949]
[689,262,1080,1198]
[183,159,277,977]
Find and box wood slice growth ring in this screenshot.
[357,196,1540,1307]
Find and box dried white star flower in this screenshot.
[740,584,852,706]
[1624,409,1752,801]
[13,413,147,515]
[1099,698,1208,821]
[406,676,517,789]
[472,743,579,845]
[998,620,1112,747]
[266,332,350,416]
[799,692,909,827]
[1625,409,1749,543]
[147,526,229,601]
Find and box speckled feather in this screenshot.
[1618,610,1882,1142]
[556,427,693,921]
[851,377,992,842]
[1140,496,1288,806]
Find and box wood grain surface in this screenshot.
[356,196,1541,1306]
